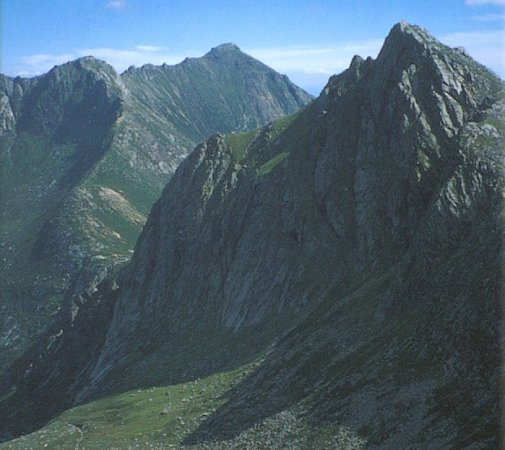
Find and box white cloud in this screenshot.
[106,0,127,9]
[134,45,164,53]
[19,53,78,76]
[246,40,384,93]
[247,40,383,75]
[14,46,188,77]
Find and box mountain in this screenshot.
[1,22,503,448]
[0,47,311,372]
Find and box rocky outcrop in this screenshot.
[1,23,503,447]
[0,260,121,440]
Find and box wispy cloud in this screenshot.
[20,53,78,75]
[247,40,384,93]
[106,0,127,9]
[248,40,383,75]
[134,45,164,53]
[465,0,505,5]
[16,46,186,77]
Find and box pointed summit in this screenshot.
[206,43,243,59]
[55,55,119,77]
[388,21,433,42]
[210,43,241,52]
[377,21,437,65]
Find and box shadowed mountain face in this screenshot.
[1,23,503,447]
[0,47,311,371]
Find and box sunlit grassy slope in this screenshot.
[1,364,254,449]
[1,358,365,449]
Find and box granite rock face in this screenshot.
[0,47,311,371]
[1,23,503,447]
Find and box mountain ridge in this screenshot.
[0,45,312,374]
[1,22,503,448]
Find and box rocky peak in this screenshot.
[310,21,504,272]
[207,43,242,57]
[51,56,125,96]
[14,56,124,137]
[387,20,433,44]
[122,43,312,141]
[79,57,122,84]
[378,21,444,63]
[375,21,499,112]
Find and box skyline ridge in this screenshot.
[4,1,504,93]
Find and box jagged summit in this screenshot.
[349,54,365,68]
[71,55,110,66]
[322,21,468,100]
[208,42,241,54]
[322,21,500,128]
[17,55,120,82]
[205,43,245,61]
[382,21,446,52]
[70,56,121,76]
[380,21,440,57]
[392,20,429,36]
[121,43,312,140]
[378,20,496,83]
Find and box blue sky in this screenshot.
[3,0,504,93]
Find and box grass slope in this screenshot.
[0,364,253,449]
[0,358,365,450]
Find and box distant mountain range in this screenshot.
[0,45,311,373]
[0,22,503,448]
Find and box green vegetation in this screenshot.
[224,129,257,162]
[256,151,289,176]
[0,362,366,449]
[270,110,300,136]
[84,146,161,217]
[94,316,289,397]
[1,364,255,449]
